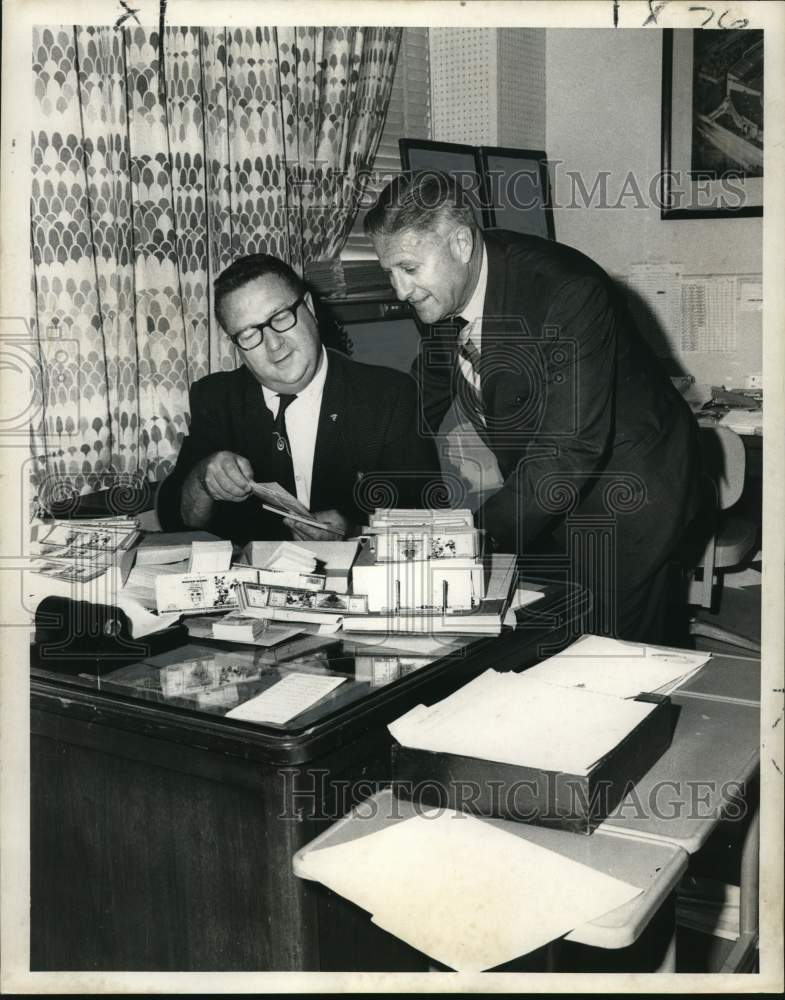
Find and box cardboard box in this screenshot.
[351,541,486,612]
[391,693,675,835]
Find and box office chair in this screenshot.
[688,425,760,653]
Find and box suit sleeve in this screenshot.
[366,372,444,511]
[156,379,232,532]
[477,276,617,549]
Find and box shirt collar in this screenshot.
[458,241,488,325]
[261,346,329,411]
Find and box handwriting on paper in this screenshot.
[612,1,750,29]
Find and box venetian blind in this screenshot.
[342,27,431,259]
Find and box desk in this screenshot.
[30,584,576,972]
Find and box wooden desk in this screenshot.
[30,590,575,972]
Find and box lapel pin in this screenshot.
[330,413,338,422]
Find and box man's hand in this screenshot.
[196,451,254,502]
[284,509,352,541]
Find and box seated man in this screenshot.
[157,253,441,544]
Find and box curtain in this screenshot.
[29,25,402,505]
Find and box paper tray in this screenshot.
[391,693,676,834]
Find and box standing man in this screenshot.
[365,172,702,643]
[157,253,441,544]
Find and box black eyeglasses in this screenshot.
[229,292,308,352]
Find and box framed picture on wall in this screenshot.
[661,28,763,219]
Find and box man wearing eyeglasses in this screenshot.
[157,253,441,543]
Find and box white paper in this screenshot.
[188,540,233,573]
[521,634,711,698]
[296,807,640,970]
[226,672,346,724]
[388,669,657,775]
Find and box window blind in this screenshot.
[342,27,431,259]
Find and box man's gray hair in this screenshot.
[364,171,479,240]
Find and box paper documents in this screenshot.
[521,634,710,698]
[188,540,233,573]
[226,672,346,724]
[388,670,657,775]
[296,806,640,970]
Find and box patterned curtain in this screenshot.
[29,25,402,505]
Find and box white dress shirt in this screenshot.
[458,242,489,352]
[262,347,328,509]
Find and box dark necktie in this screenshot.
[271,393,297,495]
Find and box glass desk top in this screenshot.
[31,629,488,734]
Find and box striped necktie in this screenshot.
[455,317,485,426]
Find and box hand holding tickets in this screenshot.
[198,451,254,502]
[285,508,350,541]
[249,482,345,538]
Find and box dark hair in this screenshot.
[213,253,306,324]
[364,170,478,240]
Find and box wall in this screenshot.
[430,28,498,145]
[545,29,762,388]
[430,29,546,148]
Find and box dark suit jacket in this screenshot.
[417,229,702,587]
[157,349,441,544]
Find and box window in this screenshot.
[342,27,431,258]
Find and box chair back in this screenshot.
[699,425,747,511]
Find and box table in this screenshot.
[601,652,761,972]
[292,652,760,973]
[293,788,689,964]
[30,583,575,972]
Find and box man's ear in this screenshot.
[448,225,474,264]
[304,290,315,313]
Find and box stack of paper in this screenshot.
[249,481,342,534]
[212,612,271,643]
[389,669,657,775]
[188,539,233,573]
[30,517,140,583]
[264,541,319,574]
[520,634,711,698]
[242,539,360,593]
[295,805,641,970]
[122,562,187,609]
[367,508,475,532]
